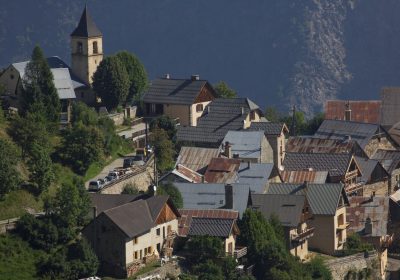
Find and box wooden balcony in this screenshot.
[336,222,350,232]
[345,182,364,194]
[227,246,247,259]
[292,227,314,243]
[345,170,358,180]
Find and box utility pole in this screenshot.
[290,105,296,137]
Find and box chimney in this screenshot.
[345,101,351,121]
[225,141,232,158]
[191,74,200,81]
[365,217,372,235]
[93,206,97,219]
[225,184,234,209]
[164,73,171,79]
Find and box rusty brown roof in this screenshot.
[178,209,239,236]
[204,158,241,183]
[280,170,328,184]
[172,164,204,183]
[286,137,367,157]
[325,100,381,124]
[176,146,220,173]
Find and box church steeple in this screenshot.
[70,5,103,87]
[71,5,102,38]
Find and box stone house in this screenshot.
[372,149,400,193]
[282,152,363,195]
[249,193,314,261]
[221,130,274,164]
[314,119,398,157]
[143,75,216,126]
[82,194,180,278]
[354,156,390,196]
[178,209,246,259]
[266,183,350,255]
[177,98,264,147]
[248,122,289,170]
[324,100,382,124]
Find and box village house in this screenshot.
[175,146,220,174]
[282,152,363,195]
[221,130,274,163]
[372,149,400,192]
[204,158,241,184]
[82,194,180,278]
[142,74,216,126]
[159,164,205,184]
[346,196,392,280]
[247,122,289,170]
[314,119,398,157]
[354,156,390,196]
[174,183,251,217]
[177,98,264,147]
[178,209,247,259]
[324,100,382,124]
[249,193,314,261]
[266,183,349,255]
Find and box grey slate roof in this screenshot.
[89,193,143,216]
[282,152,352,177]
[237,162,275,193]
[222,131,265,159]
[371,149,400,174]
[248,122,287,135]
[267,183,346,216]
[188,218,234,238]
[250,194,306,227]
[71,6,102,37]
[174,182,251,217]
[354,156,384,183]
[314,120,382,148]
[177,98,261,146]
[143,78,214,105]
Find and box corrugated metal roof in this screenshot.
[250,193,306,227]
[347,196,388,237]
[237,162,275,193]
[222,130,265,159]
[178,209,238,236]
[314,120,380,148]
[171,164,204,183]
[381,87,400,127]
[188,218,235,238]
[267,183,346,216]
[286,136,367,157]
[248,122,288,135]
[282,152,352,177]
[176,146,220,173]
[143,78,214,105]
[372,149,400,174]
[204,158,240,184]
[280,170,328,184]
[325,100,381,124]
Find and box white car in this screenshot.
[88,180,104,192]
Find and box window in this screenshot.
[93,41,98,54]
[196,104,203,112]
[144,248,147,255]
[133,237,138,244]
[10,74,14,80]
[156,228,160,236]
[77,42,83,54]
[163,227,165,238]
[134,251,138,259]
[140,250,142,259]
[250,111,256,121]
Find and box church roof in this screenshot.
[71,6,102,38]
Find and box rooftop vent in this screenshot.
[164,73,171,79]
[191,74,200,81]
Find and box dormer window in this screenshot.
[77,42,83,54]
[93,41,98,54]
[196,104,203,112]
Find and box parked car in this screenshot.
[131,155,145,166]
[88,180,104,192]
[123,157,135,168]
[107,171,119,180]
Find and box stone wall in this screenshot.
[364,137,397,158]
[325,251,380,280]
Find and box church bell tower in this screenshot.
[70,5,103,85]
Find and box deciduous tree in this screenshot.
[150,127,175,172]
[157,182,183,209]
[0,139,21,198]
[214,81,237,98]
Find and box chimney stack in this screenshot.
[164,73,171,79]
[225,141,232,158]
[224,184,234,209]
[191,74,200,81]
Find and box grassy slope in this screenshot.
[0,234,44,280]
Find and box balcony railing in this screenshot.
[227,246,247,259]
[345,182,364,194]
[60,112,69,123]
[381,234,393,248]
[337,222,350,232]
[291,227,315,242]
[345,170,358,180]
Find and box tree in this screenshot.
[269,214,286,244]
[196,260,224,280]
[28,142,54,195]
[304,112,324,135]
[305,257,332,280]
[92,56,130,110]
[150,127,175,172]
[0,139,21,198]
[214,81,237,98]
[122,183,140,194]
[67,238,99,279]
[265,106,280,122]
[149,115,177,141]
[21,45,61,124]
[157,182,183,208]
[71,102,98,126]
[58,123,104,174]
[344,233,373,255]
[115,51,148,104]
[186,236,224,263]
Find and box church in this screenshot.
[0,5,103,124]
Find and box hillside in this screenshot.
[1,0,400,115]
